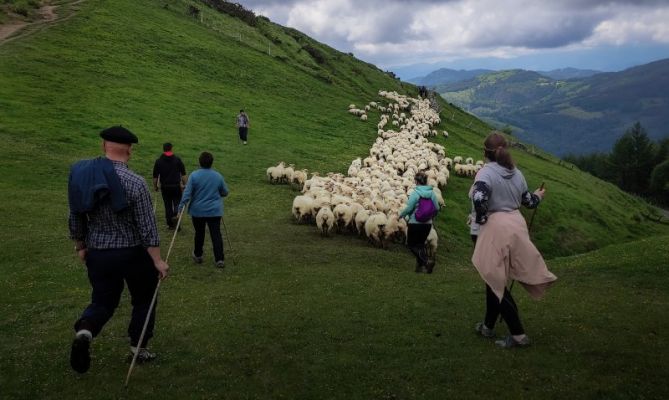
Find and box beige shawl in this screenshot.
[472,210,557,301]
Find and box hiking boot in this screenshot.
[192,252,203,264]
[495,335,531,349]
[475,322,496,338]
[70,333,91,373]
[127,347,157,364]
[215,260,225,269]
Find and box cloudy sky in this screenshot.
[235,0,669,78]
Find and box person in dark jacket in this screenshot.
[68,126,169,374]
[152,143,187,229]
[399,171,440,273]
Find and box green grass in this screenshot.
[1,0,669,398]
[1,0,41,20]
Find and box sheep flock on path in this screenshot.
[266,90,484,261]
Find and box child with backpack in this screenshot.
[399,171,440,273]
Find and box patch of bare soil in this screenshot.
[0,1,84,45]
[0,21,27,41]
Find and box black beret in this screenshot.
[100,126,138,144]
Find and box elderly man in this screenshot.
[68,126,169,373]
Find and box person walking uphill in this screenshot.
[68,126,170,374]
[152,142,187,230]
[236,109,249,145]
[179,152,230,268]
[470,131,557,349]
[399,171,440,273]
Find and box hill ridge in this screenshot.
[437,59,669,155]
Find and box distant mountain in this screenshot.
[438,59,669,155]
[537,67,602,80]
[408,68,492,86]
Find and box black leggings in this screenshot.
[484,285,525,335]
[407,223,431,266]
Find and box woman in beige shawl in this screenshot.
[470,132,557,348]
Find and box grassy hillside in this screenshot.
[1,0,669,398]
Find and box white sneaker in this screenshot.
[128,347,157,363]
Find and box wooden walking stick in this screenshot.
[124,206,186,388]
[222,218,236,266]
[526,182,546,234]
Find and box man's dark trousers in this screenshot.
[74,247,159,347]
[192,217,224,262]
[161,186,182,228]
[239,127,248,142]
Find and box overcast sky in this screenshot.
[235,0,669,78]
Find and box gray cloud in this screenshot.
[235,0,669,67]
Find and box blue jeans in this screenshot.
[74,247,159,347]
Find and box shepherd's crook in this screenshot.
[222,218,236,266]
[124,206,185,388]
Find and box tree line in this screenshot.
[564,122,669,206]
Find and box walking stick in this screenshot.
[500,182,545,322]
[124,206,186,388]
[222,218,236,266]
[526,182,545,234]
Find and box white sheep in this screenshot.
[292,195,314,223]
[384,213,407,244]
[266,162,285,184]
[292,169,308,189]
[364,212,388,247]
[316,206,335,237]
[333,203,353,232]
[283,164,295,184]
[426,227,438,261]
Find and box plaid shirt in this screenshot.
[69,160,160,249]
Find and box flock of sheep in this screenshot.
[266,90,483,262]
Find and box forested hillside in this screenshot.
[438,60,669,155]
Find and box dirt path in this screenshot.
[0,0,85,45]
[0,21,27,42]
